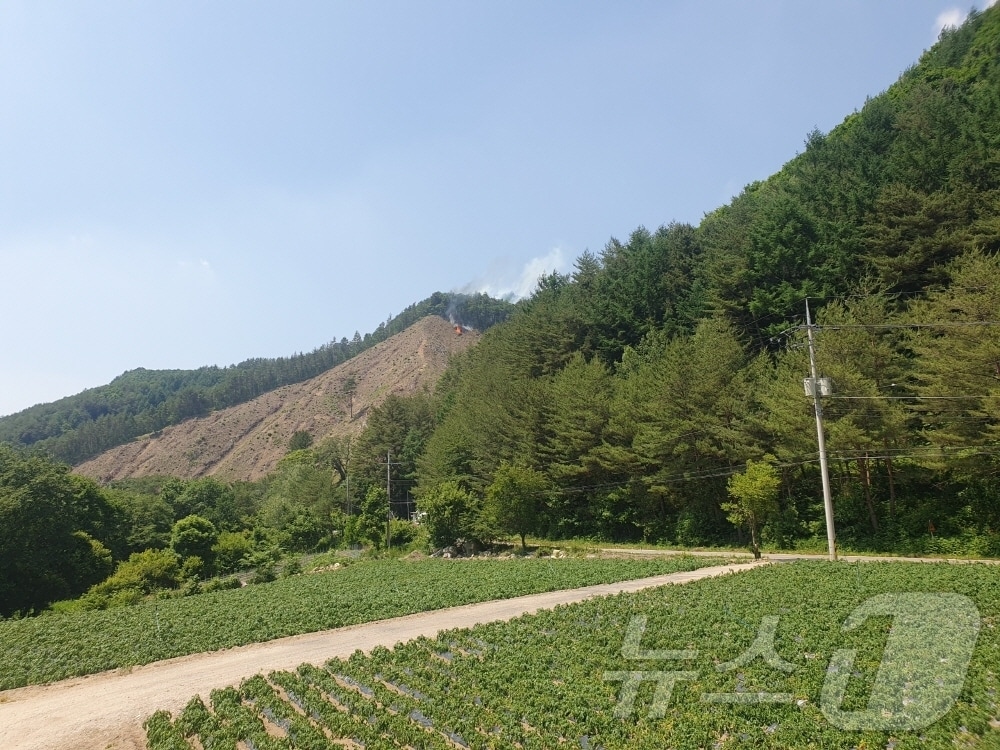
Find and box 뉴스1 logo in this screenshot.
[604,593,980,731]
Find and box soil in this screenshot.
[0,562,763,750]
[74,316,478,483]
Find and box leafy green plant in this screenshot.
[419,481,479,549]
[287,430,313,452]
[146,560,1000,750]
[723,457,781,559]
[89,548,181,598]
[170,515,218,574]
[0,556,718,689]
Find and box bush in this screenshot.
[288,431,314,451]
[419,481,481,549]
[249,562,277,584]
[170,515,218,574]
[76,584,145,611]
[283,513,327,552]
[179,555,204,581]
[201,575,242,593]
[66,531,114,591]
[89,548,181,598]
[212,531,253,574]
[245,545,282,584]
[388,519,419,548]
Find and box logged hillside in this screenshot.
[75,316,478,483]
[0,292,510,464]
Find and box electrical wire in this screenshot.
[813,321,1000,330]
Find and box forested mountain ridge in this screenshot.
[407,7,1000,554]
[689,6,1000,344]
[0,292,511,464]
[73,315,479,483]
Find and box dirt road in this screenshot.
[601,548,1000,564]
[0,561,764,750]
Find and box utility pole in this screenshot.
[377,450,401,551]
[805,299,837,561]
[386,450,392,551]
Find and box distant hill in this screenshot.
[0,292,511,464]
[74,316,479,482]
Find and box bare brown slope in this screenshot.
[74,316,477,482]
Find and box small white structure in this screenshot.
[803,377,833,397]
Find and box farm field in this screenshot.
[0,555,723,691]
[148,561,1000,750]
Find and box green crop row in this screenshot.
[148,561,1000,749]
[0,555,722,690]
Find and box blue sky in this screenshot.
[0,1,992,417]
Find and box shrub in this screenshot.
[201,576,242,593]
[388,519,422,549]
[179,555,204,581]
[88,548,181,599]
[211,531,253,574]
[419,481,481,549]
[66,531,114,591]
[170,515,218,573]
[288,431,314,451]
[281,557,302,577]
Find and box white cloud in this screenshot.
[465,247,572,301]
[934,8,966,37]
[176,257,215,284]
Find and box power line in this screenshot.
[377,450,403,548]
[826,394,992,400]
[814,321,1000,330]
[511,441,1000,500]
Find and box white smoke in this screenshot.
[463,247,571,301]
[934,8,966,36]
[934,1,995,39]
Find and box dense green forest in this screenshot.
[3,9,1000,618]
[0,292,512,464]
[406,8,1000,550]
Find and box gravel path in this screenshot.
[0,561,764,750]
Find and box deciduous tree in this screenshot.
[724,457,781,559]
[485,462,550,551]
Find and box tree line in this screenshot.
[404,7,1000,554]
[413,250,1000,554]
